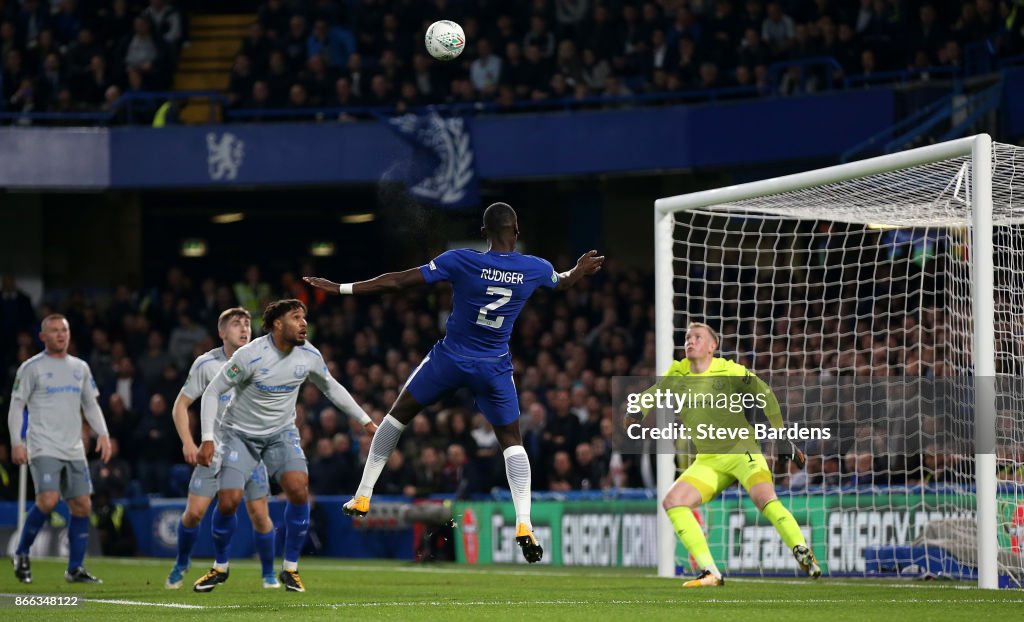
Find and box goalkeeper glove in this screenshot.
[782,441,806,469]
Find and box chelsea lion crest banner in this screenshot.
[380,109,479,209]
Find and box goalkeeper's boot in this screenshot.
[793,545,822,579]
[278,569,306,593]
[65,567,103,584]
[165,562,190,589]
[13,554,31,584]
[342,496,370,518]
[263,573,281,589]
[683,569,724,588]
[515,524,544,563]
[192,567,229,592]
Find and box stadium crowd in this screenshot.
[1,245,999,505]
[2,0,1023,119]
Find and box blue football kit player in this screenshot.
[304,202,604,562]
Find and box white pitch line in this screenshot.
[86,598,229,609]
[0,594,231,610]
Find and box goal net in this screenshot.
[653,135,1024,588]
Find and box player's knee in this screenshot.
[284,487,308,505]
[36,494,59,513]
[661,495,696,511]
[68,497,91,516]
[251,512,274,533]
[663,485,701,510]
[182,508,205,527]
[217,493,241,515]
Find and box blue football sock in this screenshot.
[67,515,89,571]
[211,511,237,566]
[283,502,309,565]
[255,529,275,577]
[176,521,199,569]
[16,505,48,556]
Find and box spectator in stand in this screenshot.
[470,38,502,98]
[107,356,148,415]
[118,16,170,90]
[133,394,175,494]
[142,0,182,53]
[548,450,578,491]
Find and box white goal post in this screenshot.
[654,134,1024,589]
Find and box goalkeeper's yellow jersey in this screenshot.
[650,357,783,455]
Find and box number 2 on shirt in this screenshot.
[476,287,513,328]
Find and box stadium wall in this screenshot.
[453,500,658,567]
[0,89,895,190]
[1004,68,1024,140]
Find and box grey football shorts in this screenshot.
[217,425,307,491]
[29,456,92,499]
[188,461,270,501]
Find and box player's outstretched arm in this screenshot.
[303,268,426,296]
[308,365,377,436]
[555,250,605,290]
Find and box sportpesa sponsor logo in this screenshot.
[255,381,299,393]
[45,385,82,394]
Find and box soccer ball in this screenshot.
[424,20,466,61]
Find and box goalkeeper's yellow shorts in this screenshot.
[678,452,773,503]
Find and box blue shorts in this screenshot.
[404,342,519,426]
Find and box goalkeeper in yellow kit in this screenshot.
[628,322,821,587]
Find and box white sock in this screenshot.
[355,414,406,498]
[503,445,533,530]
[282,560,297,572]
[213,562,228,572]
[706,563,722,578]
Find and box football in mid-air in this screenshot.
[424,20,465,61]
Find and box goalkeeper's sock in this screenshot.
[175,521,199,569]
[67,515,89,572]
[666,506,720,577]
[354,414,406,498]
[15,505,48,555]
[762,499,806,550]
[283,501,309,567]
[503,445,533,530]
[255,529,275,578]
[211,510,237,569]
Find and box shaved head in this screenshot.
[483,202,517,231]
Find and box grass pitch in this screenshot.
[2,558,1022,621]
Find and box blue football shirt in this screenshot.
[420,249,560,357]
